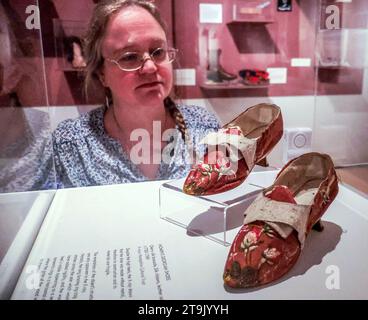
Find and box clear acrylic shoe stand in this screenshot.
[159,171,279,246]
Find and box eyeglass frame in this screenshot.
[105,47,178,72]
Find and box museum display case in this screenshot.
[0,0,367,299]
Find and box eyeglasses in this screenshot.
[105,47,178,72]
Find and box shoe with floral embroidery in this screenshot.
[223,152,339,288]
[183,103,283,195]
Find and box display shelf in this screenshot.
[231,1,274,24]
[200,83,269,90]
[227,19,274,25]
[317,64,350,69]
[318,27,368,32]
[317,62,366,70]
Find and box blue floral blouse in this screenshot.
[50,104,220,188]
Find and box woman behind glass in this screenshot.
[45,0,220,188]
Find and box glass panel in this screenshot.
[0,0,55,193]
[314,0,368,195]
[1,0,366,195]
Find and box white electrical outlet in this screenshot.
[283,127,312,164]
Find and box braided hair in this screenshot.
[164,96,194,162]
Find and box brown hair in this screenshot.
[84,0,166,95]
[83,0,191,147]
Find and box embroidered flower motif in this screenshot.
[240,227,263,257]
[262,223,278,238]
[199,162,211,172]
[258,247,281,268]
[196,161,214,177]
[222,126,243,136]
[216,158,236,177]
[198,154,236,178]
[263,248,280,260]
[215,157,230,170]
[195,126,244,181]
[242,231,258,247]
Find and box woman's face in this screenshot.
[100,6,173,108]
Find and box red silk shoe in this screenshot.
[223,152,339,288]
[183,103,283,195]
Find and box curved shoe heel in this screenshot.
[312,220,324,232]
[256,157,269,167]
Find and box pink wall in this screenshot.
[174,0,318,99]
[173,0,363,99]
[2,0,364,107]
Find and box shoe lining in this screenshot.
[272,153,334,205]
[225,103,280,139]
[245,125,269,139]
[294,187,318,205]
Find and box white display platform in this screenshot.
[4,172,368,299]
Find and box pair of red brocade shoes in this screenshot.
[183,104,339,288]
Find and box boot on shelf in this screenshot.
[218,49,237,81]
[206,49,237,83]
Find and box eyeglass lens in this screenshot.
[117,48,176,70]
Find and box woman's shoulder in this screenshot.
[177,104,220,130]
[52,106,105,144]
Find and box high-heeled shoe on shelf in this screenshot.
[223,152,339,288]
[183,103,283,195]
